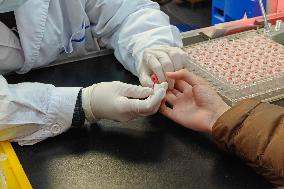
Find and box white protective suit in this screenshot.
[0,0,182,145]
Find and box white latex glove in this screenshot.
[82,81,168,122]
[138,46,188,89]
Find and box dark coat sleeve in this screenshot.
[212,99,284,187]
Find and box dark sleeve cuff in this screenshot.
[72,88,86,127]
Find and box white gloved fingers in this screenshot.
[151,51,175,89]
[145,53,167,83]
[138,82,168,116]
[123,83,167,117]
[84,81,165,123]
[145,82,168,112]
[154,82,168,92]
[169,48,187,71]
[139,69,154,88]
[139,47,188,89]
[153,51,175,72]
[136,88,166,116]
[120,82,153,98]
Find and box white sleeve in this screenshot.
[85,0,183,76]
[0,76,80,145]
[0,21,24,74]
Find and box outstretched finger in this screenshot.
[166,69,208,86]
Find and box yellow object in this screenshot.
[0,142,32,189]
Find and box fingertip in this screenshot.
[161,82,169,90]
[143,87,165,108]
[166,70,184,79]
[156,88,166,99]
[140,75,154,88]
[165,72,174,78]
[154,83,168,98]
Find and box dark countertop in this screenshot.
[6,54,274,189]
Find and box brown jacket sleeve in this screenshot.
[212,99,284,187]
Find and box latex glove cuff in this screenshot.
[82,84,98,123]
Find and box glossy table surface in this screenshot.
[5,55,275,189]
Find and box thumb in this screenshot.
[139,70,154,88]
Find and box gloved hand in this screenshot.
[137,46,188,89]
[82,81,168,122]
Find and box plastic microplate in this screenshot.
[183,30,284,105]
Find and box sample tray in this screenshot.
[184,30,284,105]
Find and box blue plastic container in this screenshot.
[212,0,266,25]
[246,0,266,18]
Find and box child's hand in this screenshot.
[160,69,230,134]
